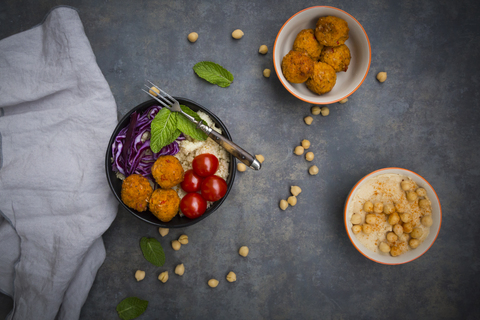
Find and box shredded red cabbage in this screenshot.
[112,105,185,179]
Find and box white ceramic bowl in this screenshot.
[344,168,442,265]
[273,6,371,104]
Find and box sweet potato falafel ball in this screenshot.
[293,29,324,60]
[306,61,337,95]
[315,16,349,47]
[149,189,180,222]
[151,155,184,189]
[121,174,153,212]
[281,50,314,83]
[320,44,351,72]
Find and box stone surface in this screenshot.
[1,0,480,319]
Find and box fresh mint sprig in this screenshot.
[193,61,233,88]
[139,237,165,266]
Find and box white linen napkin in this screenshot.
[0,7,118,320]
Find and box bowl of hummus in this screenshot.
[344,168,441,265]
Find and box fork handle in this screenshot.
[208,130,261,170]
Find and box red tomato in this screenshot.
[180,193,207,219]
[192,153,219,177]
[181,169,203,193]
[200,175,227,202]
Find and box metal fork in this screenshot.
[142,81,261,170]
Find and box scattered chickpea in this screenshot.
[338,98,348,104]
[149,86,160,97]
[379,242,391,253]
[365,213,376,225]
[171,240,181,251]
[399,233,410,242]
[419,199,430,208]
[290,186,302,196]
[158,271,168,283]
[373,202,384,213]
[386,232,398,243]
[232,29,244,39]
[287,196,297,206]
[390,246,401,257]
[279,199,288,210]
[416,188,427,197]
[237,163,247,172]
[255,154,265,163]
[409,239,420,249]
[158,227,169,237]
[388,212,400,225]
[395,203,405,213]
[304,116,313,125]
[410,228,423,239]
[178,234,188,245]
[226,271,237,282]
[135,270,145,282]
[263,69,271,78]
[406,191,418,202]
[208,279,219,288]
[403,222,413,233]
[400,212,412,223]
[363,201,374,213]
[239,246,249,257]
[309,165,319,175]
[320,107,330,116]
[362,224,373,234]
[301,139,311,149]
[175,264,185,276]
[305,152,314,161]
[393,224,403,236]
[351,213,362,225]
[294,146,305,155]
[352,225,362,234]
[383,203,395,214]
[401,180,414,191]
[376,71,387,83]
[258,45,268,54]
[311,106,321,115]
[187,32,199,43]
[422,216,433,227]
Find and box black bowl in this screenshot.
[105,98,236,228]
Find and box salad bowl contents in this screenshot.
[105,98,236,228]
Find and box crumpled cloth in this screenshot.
[0,7,118,320]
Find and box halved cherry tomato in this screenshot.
[192,153,219,177]
[200,175,227,202]
[181,169,203,193]
[180,193,207,219]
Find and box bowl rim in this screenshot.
[105,97,236,228]
[344,167,442,265]
[273,6,372,105]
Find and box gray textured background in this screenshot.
[1,0,480,319]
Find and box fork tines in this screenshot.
[142,81,176,109]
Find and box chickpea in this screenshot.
[376,71,387,83]
[386,232,398,243]
[239,246,249,257]
[421,215,433,227]
[258,45,268,54]
[263,69,271,78]
[237,163,247,172]
[352,225,362,234]
[301,139,311,149]
[158,271,168,283]
[383,203,396,215]
[351,213,362,225]
[393,224,404,236]
[255,154,265,163]
[320,107,330,116]
[400,212,412,223]
[171,240,181,251]
[309,165,319,175]
[158,227,169,237]
[365,214,377,225]
[208,279,219,288]
[135,270,145,281]
[374,202,384,213]
[287,196,297,206]
[187,32,199,43]
[338,98,348,104]
[226,271,237,282]
[388,212,400,225]
[409,239,420,249]
[399,233,410,242]
[416,188,427,197]
[403,222,413,233]
[279,199,288,210]
[175,263,185,276]
[304,116,313,125]
[390,246,402,257]
[178,234,188,245]
[290,186,302,196]
[401,180,413,191]
[363,201,374,213]
[410,228,423,239]
[379,242,391,253]
[149,86,160,96]
[419,199,430,209]
[406,191,418,202]
[395,203,405,213]
[305,152,314,161]
[311,106,321,115]
[294,146,304,155]
[362,224,372,234]
[232,29,244,39]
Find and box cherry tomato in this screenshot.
[181,169,203,193]
[180,193,207,219]
[192,153,219,177]
[200,175,227,202]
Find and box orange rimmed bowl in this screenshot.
[273,6,371,104]
[344,168,442,265]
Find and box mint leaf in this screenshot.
[140,237,165,266]
[150,108,178,153]
[193,61,233,88]
[116,297,148,320]
[177,105,208,141]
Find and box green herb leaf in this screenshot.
[150,108,179,153]
[177,105,208,141]
[193,61,234,88]
[116,297,148,320]
[140,237,165,266]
